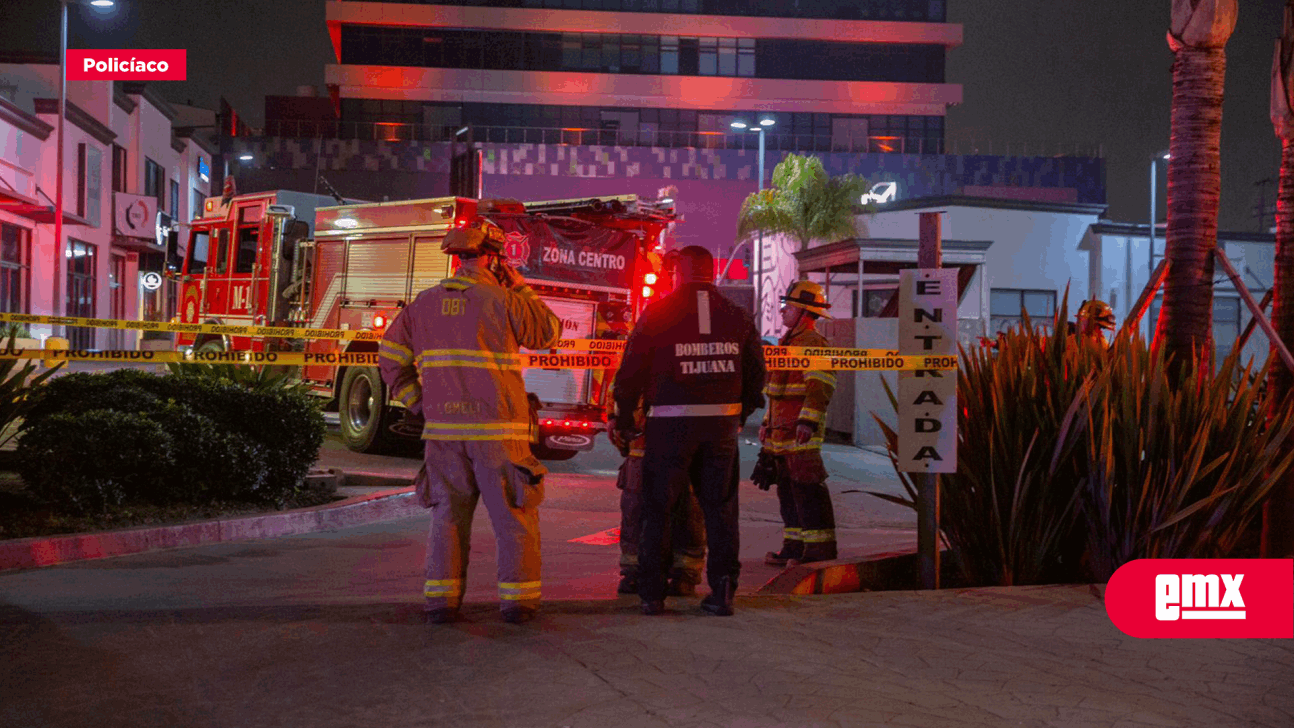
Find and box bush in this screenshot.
[16,369,325,512]
[0,332,62,448]
[874,299,1294,587]
[18,410,172,513]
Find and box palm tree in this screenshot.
[735,154,871,253]
[1155,0,1238,381]
[1266,1,1294,556]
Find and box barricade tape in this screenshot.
[0,312,382,342]
[0,313,948,364]
[0,348,956,371]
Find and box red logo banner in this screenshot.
[1105,559,1293,639]
[67,50,187,81]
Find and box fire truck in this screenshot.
[175,190,674,458]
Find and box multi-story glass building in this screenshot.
[316,0,962,155]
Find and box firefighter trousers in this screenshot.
[639,417,741,603]
[617,455,706,584]
[774,451,837,561]
[417,439,543,613]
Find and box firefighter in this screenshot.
[1075,299,1116,349]
[379,214,561,625]
[607,381,707,597]
[761,280,839,567]
[612,245,766,616]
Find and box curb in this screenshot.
[0,476,419,572]
[756,548,956,595]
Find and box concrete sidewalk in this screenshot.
[2,578,1289,728]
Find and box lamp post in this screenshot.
[53,0,115,320]
[732,118,775,333]
[1146,150,1170,338]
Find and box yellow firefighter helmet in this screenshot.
[780,280,831,318]
[1077,299,1116,332]
[441,216,506,257]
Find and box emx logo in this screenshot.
[1105,559,1292,638]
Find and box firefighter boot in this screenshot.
[789,541,838,566]
[764,539,804,567]
[700,576,737,617]
[502,605,538,624]
[666,577,698,597]
[617,574,639,594]
[425,607,461,625]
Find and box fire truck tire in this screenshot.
[338,366,399,454]
[193,336,225,353]
[531,443,579,461]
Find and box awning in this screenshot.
[0,199,90,225]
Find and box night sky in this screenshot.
[1,0,1287,232]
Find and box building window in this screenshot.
[862,286,898,318]
[698,37,717,76]
[65,239,98,349]
[144,157,164,208]
[659,35,679,74]
[170,179,180,218]
[991,288,1056,334]
[1213,296,1242,367]
[191,188,206,219]
[0,223,31,314]
[112,144,127,193]
[737,38,755,77]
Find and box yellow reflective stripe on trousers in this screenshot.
[783,527,802,540]
[499,580,541,601]
[801,529,836,544]
[424,578,465,598]
[422,421,531,441]
[765,437,824,453]
[647,403,741,417]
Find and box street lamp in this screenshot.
[731,117,775,333]
[1145,150,1170,338]
[53,0,115,321]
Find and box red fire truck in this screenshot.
[175,190,674,458]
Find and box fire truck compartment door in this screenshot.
[524,297,594,405]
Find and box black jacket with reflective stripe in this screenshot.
[612,282,765,429]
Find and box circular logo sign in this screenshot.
[503,231,530,269]
[549,434,592,449]
[126,200,149,231]
[140,271,163,291]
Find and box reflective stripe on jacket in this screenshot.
[763,320,836,455]
[612,282,765,431]
[379,267,561,442]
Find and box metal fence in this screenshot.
[258,119,1104,158]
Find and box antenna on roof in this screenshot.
[317,174,345,205]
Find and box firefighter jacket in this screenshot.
[379,266,561,442]
[762,318,837,456]
[612,282,765,430]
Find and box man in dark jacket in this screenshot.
[612,245,766,616]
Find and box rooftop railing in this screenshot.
[254,119,1105,158]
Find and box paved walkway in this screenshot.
[3,575,1290,727]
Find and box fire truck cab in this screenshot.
[177,190,675,459]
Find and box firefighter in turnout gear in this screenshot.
[761,280,839,566]
[612,246,766,616]
[1075,299,1116,349]
[379,213,561,625]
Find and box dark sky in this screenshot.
[2,0,1286,231]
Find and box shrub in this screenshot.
[0,332,62,448]
[16,369,325,510]
[17,410,172,513]
[873,300,1294,586]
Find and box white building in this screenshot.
[0,64,213,348]
[766,195,1278,447]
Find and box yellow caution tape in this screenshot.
[0,348,955,371]
[0,312,382,342]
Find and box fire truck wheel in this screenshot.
[339,366,398,454]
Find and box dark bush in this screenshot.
[17,410,173,514]
[17,370,325,510]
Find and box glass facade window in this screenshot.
[415,0,946,22]
[339,25,946,84]
[144,157,164,208]
[0,223,30,314]
[66,239,98,349]
[336,98,945,153]
[991,288,1056,334]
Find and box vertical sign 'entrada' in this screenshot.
[897,268,958,472]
